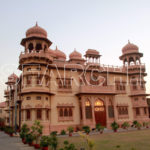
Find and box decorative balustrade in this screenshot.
[129,89,147,96]
[21,85,53,95]
[19,51,53,62]
[78,85,116,94]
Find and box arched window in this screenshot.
[124,58,128,66]
[46,110,49,119]
[136,57,140,65]
[26,110,30,120]
[94,100,104,111]
[37,76,41,85]
[118,107,122,115]
[118,107,128,115]
[129,57,135,66]
[28,43,33,53]
[37,109,42,119]
[69,108,72,117]
[44,45,47,51]
[85,100,92,119]
[64,108,68,117]
[95,100,104,106]
[125,107,128,114]
[59,108,63,117]
[36,43,42,52]
[27,76,32,85]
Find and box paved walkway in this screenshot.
[0,131,34,150]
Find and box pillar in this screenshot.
[91,101,95,126]
[81,97,86,125]
[105,97,109,127]
[113,98,118,122]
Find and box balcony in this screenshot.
[124,64,146,74]
[22,70,50,77]
[77,85,116,95]
[21,85,54,95]
[129,89,149,97]
[19,51,53,64]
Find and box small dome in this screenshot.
[26,23,47,38]
[122,41,139,54]
[69,49,82,60]
[54,46,66,60]
[8,73,18,83]
[8,73,18,79]
[86,49,99,55]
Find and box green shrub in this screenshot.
[116,145,121,148]
[50,131,57,136]
[19,124,30,139]
[136,122,142,129]
[82,126,90,134]
[31,120,43,144]
[111,121,119,131]
[59,140,77,150]
[122,122,130,129]
[143,122,149,127]
[8,128,14,134]
[133,120,138,127]
[67,126,74,133]
[25,133,34,144]
[0,126,4,131]
[60,130,66,135]
[96,124,105,132]
[4,126,14,134]
[40,136,50,147]
[49,135,58,150]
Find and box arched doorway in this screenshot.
[94,99,106,126]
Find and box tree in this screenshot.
[49,134,58,150]
[19,124,30,139]
[31,120,43,144]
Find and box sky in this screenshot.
[0,0,150,101]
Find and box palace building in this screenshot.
[4,23,150,134]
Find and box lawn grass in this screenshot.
[57,129,150,150]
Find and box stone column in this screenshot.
[105,97,109,127]
[42,109,46,121]
[81,97,86,125]
[113,98,118,122]
[91,101,95,126]
[33,41,36,50]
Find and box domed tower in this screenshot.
[119,41,146,77]
[19,23,53,133]
[54,46,66,61]
[69,49,85,64]
[120,41,149,123]
[120,40,143,66]
[5,73,18,126]
[85,49,101,64]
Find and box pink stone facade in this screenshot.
[3,24,150,134]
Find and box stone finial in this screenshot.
[35,21,38,26]
[56,46,58,50]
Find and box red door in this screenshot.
[94,101,106,126]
